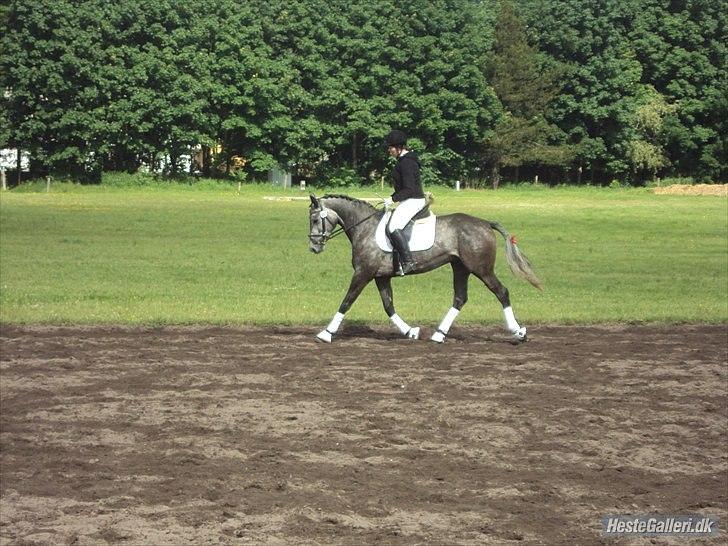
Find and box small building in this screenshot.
[0,149,30,171]
[268,166,292,189]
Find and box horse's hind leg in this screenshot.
[431,261,469,343]
[475,270,527,342]
[375,277,420,339]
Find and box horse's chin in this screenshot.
[310,245,325,254]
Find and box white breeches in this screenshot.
[388,198,426,232]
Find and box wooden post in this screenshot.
[1,168,6,191]
[16,148,22,186]
[491,164,500,190]
[46,175,51,193]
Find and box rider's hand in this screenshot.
[383,197,393,210]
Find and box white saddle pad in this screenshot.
[375,211,437,252]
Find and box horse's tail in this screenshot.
[489,222,543,290]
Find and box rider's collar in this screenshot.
[399,149,409,158]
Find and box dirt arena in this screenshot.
[1,324,726,545]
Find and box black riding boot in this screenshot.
[389,229,417,275]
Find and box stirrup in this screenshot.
[398,259,417,275]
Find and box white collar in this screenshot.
[399,149,409,158]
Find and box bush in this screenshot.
[102,172,159,187]
[100,172,246,190]
[324,167,364,187]
[9,178,80,193]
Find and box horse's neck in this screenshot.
[324,198,377,239]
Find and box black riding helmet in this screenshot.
[385,129,407,148]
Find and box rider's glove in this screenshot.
[383,197,393,210]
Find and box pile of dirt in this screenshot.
[653,184,727,196]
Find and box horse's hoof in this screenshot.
[407,327,420,340]
[511,327,527,344]
[431,331,446,343]
[316,330,333,343]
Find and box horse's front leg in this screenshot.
[316,272,372,343]
[375,277,420,340]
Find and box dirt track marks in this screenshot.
[1,325,726,544]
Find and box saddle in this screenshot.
[375,206,437,252]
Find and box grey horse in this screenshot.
[308,194,542,343]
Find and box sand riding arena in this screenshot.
[1,324,726,544]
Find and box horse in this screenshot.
[308,193,542,343]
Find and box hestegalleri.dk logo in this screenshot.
[602,515,719,536]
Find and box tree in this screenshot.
[259,0,499,184]
[627,86,677,179]
[520,0,645,183]
[484,0,570,188]
[521,0,726,183]
[2,0,722,184]
[629,0,727,181]
[1,0,105,179]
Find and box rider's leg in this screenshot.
[388,229,415,274]
[387,198,426,275]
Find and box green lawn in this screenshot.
[1,183,726,325]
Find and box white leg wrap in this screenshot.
[390,314,420,339]
[326,312,345,333]
[317,312,345,343]
[390,313,410,335]
[503,306,520,333]
[503,306,527,341]
[431,307,460,343]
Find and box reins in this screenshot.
[325,206,382,241]
[308,202,379,243]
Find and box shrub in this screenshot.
[325,167,364,188]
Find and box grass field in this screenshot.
[0,182,726,325]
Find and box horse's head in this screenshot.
[308,194,341,254]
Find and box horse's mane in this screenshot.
[320,194,377,211]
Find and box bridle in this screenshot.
[308,208,338,244]
[309,205,382,245]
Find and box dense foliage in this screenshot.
[1,0,725,184]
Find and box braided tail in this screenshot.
[489,222,542,290]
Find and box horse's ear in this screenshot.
[309,194,319,208]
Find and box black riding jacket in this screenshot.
[391,151,425,202]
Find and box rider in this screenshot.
[384,129,426,275]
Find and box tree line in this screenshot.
[1,0,725,186]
